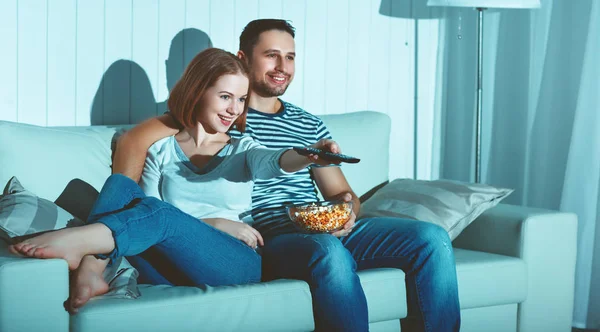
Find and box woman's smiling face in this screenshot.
[196,73,249,133]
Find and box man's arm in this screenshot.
[312,166,361,237]
[112,114,180,182]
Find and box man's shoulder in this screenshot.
[281,100,323,123]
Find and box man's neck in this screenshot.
[249,93,282,114]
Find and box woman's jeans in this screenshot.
[87,174,261,287]
[261,218,461,332]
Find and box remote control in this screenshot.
[293,147,361,164]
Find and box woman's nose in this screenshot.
[228,100,243,115]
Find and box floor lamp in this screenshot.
[426,0,540,183]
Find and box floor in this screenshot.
[573,328,599,332]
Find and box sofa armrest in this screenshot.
[0,245,69,332]
[453,203,577,332]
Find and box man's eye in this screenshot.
[267,54,276,58]
[286,56,295,61]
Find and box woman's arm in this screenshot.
[279,139,342,172]
[113,114,180,182]
[246,139,343,180]
[203,218,264,249]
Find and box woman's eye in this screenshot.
[220,95,230,100]
[239,97,247,103]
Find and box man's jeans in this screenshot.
[261,217,461,332]
[87,174,261,287]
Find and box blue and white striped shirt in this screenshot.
[230,100,333,236]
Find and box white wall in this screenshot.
[0,0,439,181]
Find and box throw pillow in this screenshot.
[0,176,140,299]
[358,178,513,240]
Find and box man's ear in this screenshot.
[237,51,246,61]
[238,51,250,66]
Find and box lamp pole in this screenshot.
[475,7,485,183]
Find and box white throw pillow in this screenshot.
[359,178,513,240]
[0,176,140,299]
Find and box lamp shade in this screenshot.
[427,0,540,8]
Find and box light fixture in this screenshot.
[427,0,540,183]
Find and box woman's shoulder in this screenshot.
[230,134,259,150]
[147,136,175,156]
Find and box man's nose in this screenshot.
[275,57,289,73]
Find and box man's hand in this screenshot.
[329,192,357,238]
[203,218,264,249]
[307,139,342,166]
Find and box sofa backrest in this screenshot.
[0,111,390,201]
[0,121,118,201]
[319,111,390,198]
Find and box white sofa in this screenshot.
[0,111,577,332]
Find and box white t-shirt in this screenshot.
[139,135,290,223]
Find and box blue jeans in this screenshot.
[260,218,461,332]
[87,174,261,287]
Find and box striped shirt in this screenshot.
[229,100,333,237]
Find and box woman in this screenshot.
[8,48,340,293]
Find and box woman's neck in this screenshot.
[177,124,227,148]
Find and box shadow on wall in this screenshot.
[90,28,213,126]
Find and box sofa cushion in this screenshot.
[0,176,84,243]
[358,268,407,322]
[71,268,408,332]
[359,178,513,240]
[72,280,316,332]
[0,121,117,201]
[454,248,527,309]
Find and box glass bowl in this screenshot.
[286,200,353,233]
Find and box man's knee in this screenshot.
[308,235,356,273]
[417,223,453,255]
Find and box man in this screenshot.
[74,19,461,332]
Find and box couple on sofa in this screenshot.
[9,19,460,332]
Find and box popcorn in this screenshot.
[288,202,352,233]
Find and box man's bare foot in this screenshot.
[8,224,115,270]
[66,255,110,314]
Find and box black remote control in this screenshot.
[293,147,361,164]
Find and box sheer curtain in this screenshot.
[429,0,600,328]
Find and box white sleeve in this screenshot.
[139,144,163,199]
[243,139,293,180]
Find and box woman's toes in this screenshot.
[8,245,18,255]
[32,247,45,258]
[12,243,25,252]
[24,245,38,256]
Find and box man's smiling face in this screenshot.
[247,29,296,97]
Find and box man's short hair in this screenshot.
[239,19,295,58]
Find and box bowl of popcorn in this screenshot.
[286,201,353,233]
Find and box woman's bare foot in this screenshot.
[66,255,110,314]
[8,224,115,270]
